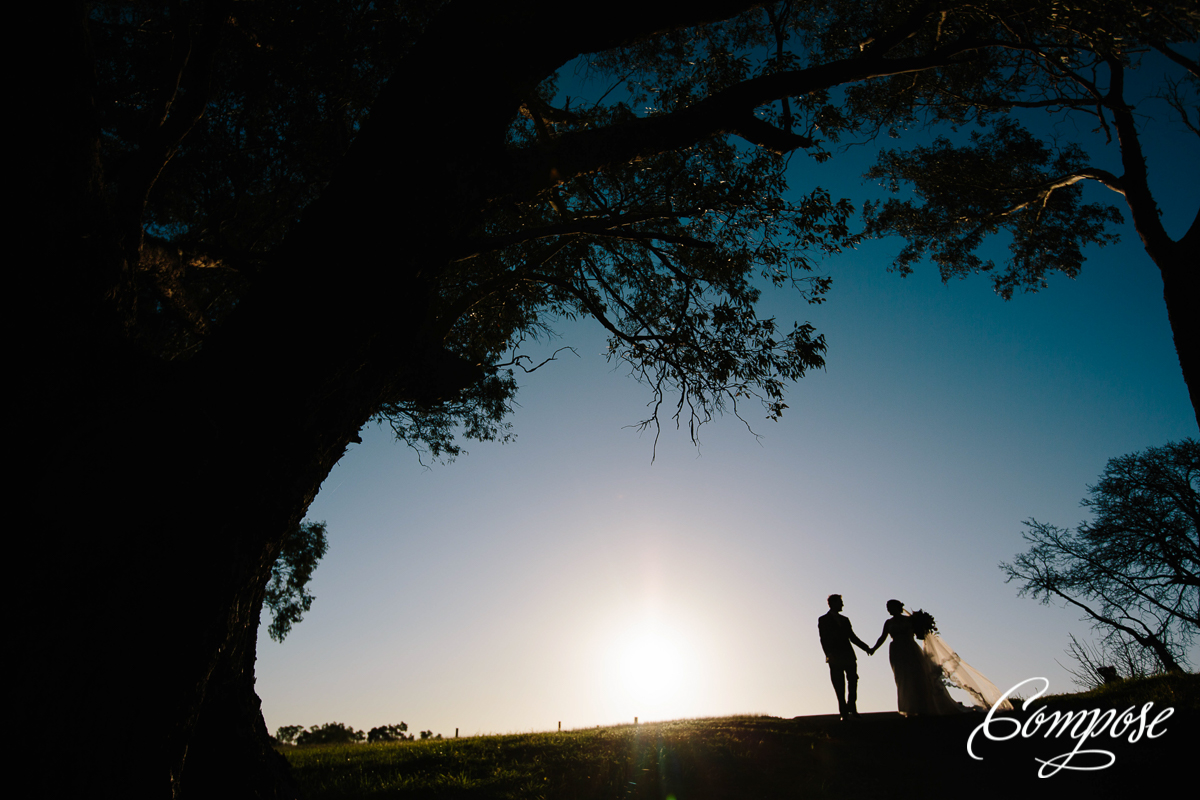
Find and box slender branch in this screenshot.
[970,168,1127,223]
[493,346,579,372]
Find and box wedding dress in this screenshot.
[886,616,1013,715]
[887,615,963,715]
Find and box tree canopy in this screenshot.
[1002,438,1200,673]
[25,2,1198,797]
[77,0,1198,449]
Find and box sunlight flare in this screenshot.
[604,615,704,721]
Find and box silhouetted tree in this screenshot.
[1003,439,1199,673]
[367,724,411,743]
[22,2,1195,797]
[274,726,304,746]
[295,723,366,746]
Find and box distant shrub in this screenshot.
[368,723,411,743]
[275,725,304,745]
[296,722,366,745]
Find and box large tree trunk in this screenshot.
[19,3,775,796]
[16,309,423,799]
[20,40,492,800]
[179,596,301,798]
[1158,209,1200,432]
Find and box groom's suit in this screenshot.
[818,609,870,718]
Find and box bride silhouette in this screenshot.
[869,599,1013,716]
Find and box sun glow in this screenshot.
[605,617,702,721]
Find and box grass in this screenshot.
[281,673,1198,799]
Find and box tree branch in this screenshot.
[1150,40,1200,79]
[1104,57,1176,261]
[977,168,1127,222]
[729,114,815,153]
[499,39,984,204]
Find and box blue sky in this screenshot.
[255,47,1197,740]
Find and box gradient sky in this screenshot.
[255,48,1198,741]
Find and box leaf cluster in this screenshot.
[468,41,869,446]
[862,117,1123,297]
[264,520,329,643]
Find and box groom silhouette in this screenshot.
[818,594,872,720]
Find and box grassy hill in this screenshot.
[281,673,1197,799]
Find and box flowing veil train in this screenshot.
[923,632,1014,711]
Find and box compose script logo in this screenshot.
[967,677,1175,778]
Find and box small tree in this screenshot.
[1002,439,1199,672]
[274,725,304,746]
[295,722,366,746]
[367,723,410,743]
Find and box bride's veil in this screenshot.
[923,632,1014,711]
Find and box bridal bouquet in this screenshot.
[910,609,938,640]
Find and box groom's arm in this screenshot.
[847,620,871,653]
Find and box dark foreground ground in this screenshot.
[284,674,1197,800]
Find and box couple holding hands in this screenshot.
[818,594,1012,720]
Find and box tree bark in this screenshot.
[179,596,302,799]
